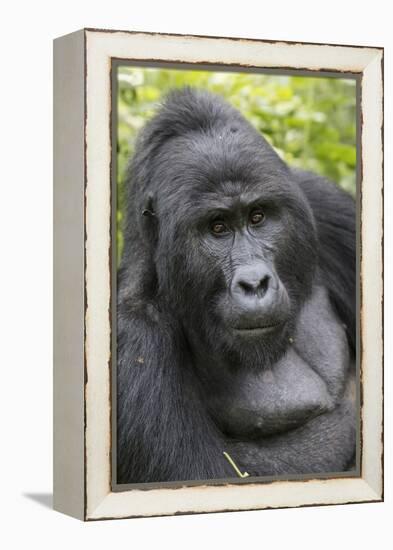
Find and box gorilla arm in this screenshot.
[116,302,233,483]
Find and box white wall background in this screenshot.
[0,1,391,548]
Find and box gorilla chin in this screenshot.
[117,87,357,483]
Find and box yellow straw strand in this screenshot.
[223,451,250,478]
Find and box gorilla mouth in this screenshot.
[232,321,284,333]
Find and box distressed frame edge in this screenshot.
[83,26,384,54]
[53,29,86,520]
[358,48,384,501]
[81,29,383,521]
[85,477,383,521]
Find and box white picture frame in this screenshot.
[53,28,383,521]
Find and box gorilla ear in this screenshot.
[140,192,158,246]
[142,193,156,218]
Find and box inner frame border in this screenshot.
[109,59,363,493]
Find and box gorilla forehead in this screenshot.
[154,129,291,209]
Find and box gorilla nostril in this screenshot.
[239,281,254,295]
[257,275,270,297]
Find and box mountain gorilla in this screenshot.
[117,87,356,484]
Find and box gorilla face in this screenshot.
[153,129,317,364]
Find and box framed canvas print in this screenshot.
[53,28,384,521]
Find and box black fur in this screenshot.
[117,88,356,483]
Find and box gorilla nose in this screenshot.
[232,264,276,301]
[238,273,270,298]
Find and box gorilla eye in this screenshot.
[249,210,265,226]
[211,221,228,235]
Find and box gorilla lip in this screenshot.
[232,321,283,333]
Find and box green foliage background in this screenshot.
[117,67,357,260]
